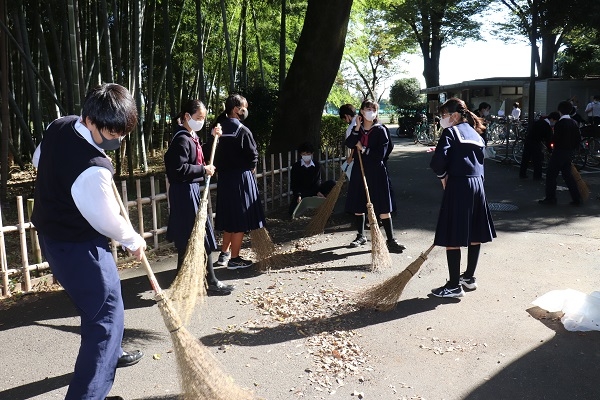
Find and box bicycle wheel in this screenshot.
[572,141,588,170]
[512,139,525,164]
[585,137,600,166]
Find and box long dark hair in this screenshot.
[439,98,486,134]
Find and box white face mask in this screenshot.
[440,116,453,129]
[187,115,204,131]
[301,155,312,163]
[363,110,377,122]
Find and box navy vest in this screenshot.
[31,116,114,242]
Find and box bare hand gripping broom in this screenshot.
[111,180,254,400]
[356,149,391,272]
[168,126,220,324]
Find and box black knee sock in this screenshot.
[465,244,481,278]
[355,214,365,237]
[381,217,393,241]
[176,248,185,271]
[446,249,461,287]
[206,252,218,285]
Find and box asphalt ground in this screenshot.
[1,129,600,400]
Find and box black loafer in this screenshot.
[538,198,557,205]
[105,397,124,400]
[117,350,143,368]
[207,281,235,295]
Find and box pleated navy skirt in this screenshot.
[215,169,266,232]
[166,181,217,252]
[345,161,392,214]
[433,176,496,247]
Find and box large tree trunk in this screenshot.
[539,33,559,79]
[269,0,352,154]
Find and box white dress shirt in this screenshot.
[33,118,145,251]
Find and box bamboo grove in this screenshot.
[0,0,309,196]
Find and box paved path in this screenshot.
[1,135,600,400]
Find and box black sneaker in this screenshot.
[207,280,235,294]
[459,274,477,290]
[431,284,464,298]
[387,239,406,253]
[349,235,367,247]
[227,256,253,270]
[215,251,231,266]
[538,198,557,205]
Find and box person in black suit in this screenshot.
[519,112,560,180]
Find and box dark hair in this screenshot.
[557,100,574,116]
[439,98,486,134]
[547,111,560,121]
[359,99,379,124]
[297,142,314,154]
[176,99,206,125]
[477,102,491,111]
[81,83,137,135]
[513,102,520,108]
[339,104,356,118]
[224,93,247,114]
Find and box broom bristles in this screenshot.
[571,164,590,202]
[305,173,346,236]
[366,203,391,272]
[357,244,435,311]
[250,227,276,271]
[167,199,209,324]
[156,294,255,399]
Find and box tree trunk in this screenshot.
[270,0,353,154]
[195,0,206,102]
[219,0,235,92]
[67,0,81,112]
[250,2,265,87]
[1,0,8,199]
[279,0,286,91]
[539,33,558,79]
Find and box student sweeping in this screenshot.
[209,94,266,269]
[429,98,496,298]
[164,99,234,294]
[344,99,405,253]
[31,83,145,400]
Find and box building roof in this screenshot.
[420,77,530,94]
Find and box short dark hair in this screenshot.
[547,111,560,121]
[298,141,314,154]
[478,102,491,111]
[513,102,520,108]
[81,83,138,135]
[557,100,574,116]
[224,93,247,114]
[339,104,356,119]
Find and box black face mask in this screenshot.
[237,108,248,122]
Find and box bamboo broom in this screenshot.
[357,244,435,311]
[356,150,391,272]
[112,181,254,400]
[168,127,220,324]
[305,152,352,236]
[571,163,589,202]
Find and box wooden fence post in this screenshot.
[16,196,31,292]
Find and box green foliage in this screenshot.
[389,78,426,111]
[239,85,280,154]
[557,27,600,78]
[320,115,347,154]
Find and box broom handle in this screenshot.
[201,124,221,202]
[356,149,373,204]
[111,181,163,295]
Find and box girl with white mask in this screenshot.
[344,99,405,253]
[429,98,496,298]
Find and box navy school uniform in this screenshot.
[164,128,218,254]
[345,123,393,214]
[430,122,496,247]
[210,115,266,232]
[31,116,124,399]
[288,159,335,215]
